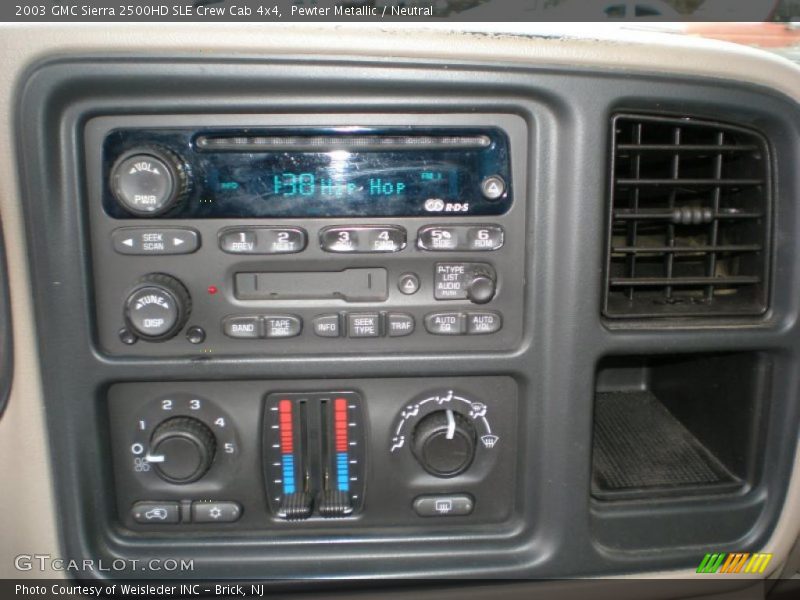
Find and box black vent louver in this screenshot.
[604,114,771,318]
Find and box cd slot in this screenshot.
[195,134,491,152]
[235,269,388,302]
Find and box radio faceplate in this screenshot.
[85,114,528,356]
[103,127,513,219]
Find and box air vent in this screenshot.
[604,114,771,318]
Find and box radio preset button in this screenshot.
[222,316,261,339]
[418,225,504,252]
[112,228,200,255]
[481,175,506,200]
[220,229,257,253]
[320,226,406,253]
[466,226,504,251]
[312,314,341,338]
[219,227,307,255]
[264,316,302,338]
[348,313,381,338]
[364,226,407,252]
[417,226,460,251]
[387,313,415,337]
[467,312,503,334]
[424,312,466,335]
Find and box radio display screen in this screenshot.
[102,128,512,218]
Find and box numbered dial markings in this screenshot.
[128,394,239,481]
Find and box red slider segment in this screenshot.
[334,397,349,452]
[279,399,294,454]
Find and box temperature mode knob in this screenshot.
[123,273,191,341]
[149,417,216,484]
[412,409,477,478]
[110,147,190,216]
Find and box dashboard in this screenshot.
[2,22,800,595]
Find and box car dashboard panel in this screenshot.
[2,25,800,587]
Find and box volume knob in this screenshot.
[123,273,191,342]
[150,417,216,484]
[110,147,191,217]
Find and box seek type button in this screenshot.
[348,313,381,338]
[424,312,465,335]
[264,316,302,338]
[467,312,502,334]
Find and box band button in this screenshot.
[222,316,262,339]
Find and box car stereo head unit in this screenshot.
[103,127,512,219]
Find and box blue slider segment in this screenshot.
[336,452,349,492]
[282,454,296,494]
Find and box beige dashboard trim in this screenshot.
[0,23,798,584]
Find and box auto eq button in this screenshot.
[424,312,465,335]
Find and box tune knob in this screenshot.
[110,147,191,216]
[123,273,191,341]
[149,417,216,484]
[411,409,477,478]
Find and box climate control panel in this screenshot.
[109,377,517,531]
